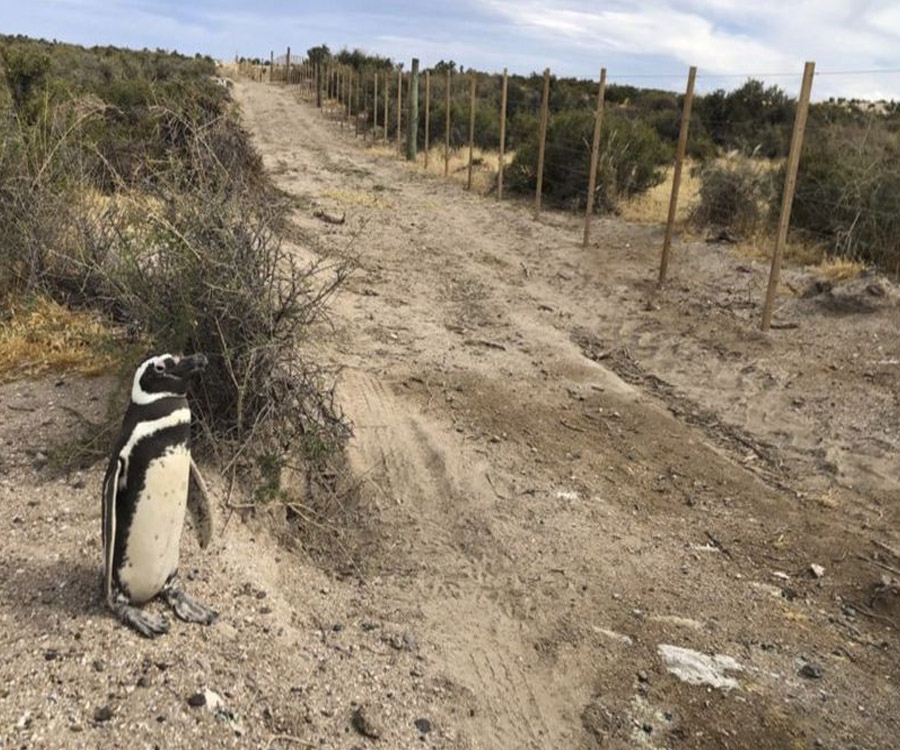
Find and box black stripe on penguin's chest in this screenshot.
[112,399,192,582]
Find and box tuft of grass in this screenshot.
[0,296,141,384]
[817,256,865,281]
[734,235,822,268]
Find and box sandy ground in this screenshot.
[2,79,899,749]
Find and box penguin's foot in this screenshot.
[162,587,218,625]
[112,602,170,638]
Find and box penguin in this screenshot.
[102,352,217,638]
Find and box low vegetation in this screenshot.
[791,115,900,270]
[689,158,777,237]
[0,34,350,484]
[506,109,668,212]
[302,44,900,272]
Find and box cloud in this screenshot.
[480,0,900,98]
[2,0,898,98]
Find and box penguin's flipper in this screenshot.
[187,457,214,549]
[101,456,124,606]
[162,584,218,625]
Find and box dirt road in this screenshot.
[2,80,898,749]
[236,81,900,747]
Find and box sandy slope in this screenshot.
[2,79,899,749]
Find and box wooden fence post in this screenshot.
[467,73,477,190]
[316,63,322,108]
[269,51,274,82]
[396,68,403,154]
[359,73,365,139]
[349,69,355,132]
[358,70,363,136]
[424,71,431,169]
[498,68,508,200]
[346,68,352,124]
[338,67,344,128]
[407,59,420,161]
[444,68,451,177]
[583,68,607,247]
[658,66,697,286]
[285,47,291,85]
[373,70,379,138]
[534,68,551,217]
[383,70,389,142]
[761,61,816,331]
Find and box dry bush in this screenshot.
[791,122,900,270]
[0,68,351,491]
[689,157,776,237]
[66,108,352,482]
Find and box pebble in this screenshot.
[415,717,432,734]
[187,692,207,708]
[799,663,824,680]
[351,705,382,739]
[93,706,113,723]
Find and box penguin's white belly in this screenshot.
[119,446,191,603]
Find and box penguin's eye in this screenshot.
[153,362,165,373]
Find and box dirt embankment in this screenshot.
[2,80,899,749]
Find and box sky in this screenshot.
[3,0,900,100]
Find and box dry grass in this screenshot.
[366,140,510,195]
[0,296,136,384]
[734,235,865,280]
[817,255,866,281]
[619,157,780,226]
[620,162,702,225]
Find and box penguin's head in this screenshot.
[131,353,208,405]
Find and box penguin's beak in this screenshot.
[170,353,208,379]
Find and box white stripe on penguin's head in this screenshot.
[131,352,209,405]
[131,354,181,405]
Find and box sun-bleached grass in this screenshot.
[365,139,511,195]
[0,296,136,384]
[619,161,703,225]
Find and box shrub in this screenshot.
[506,109,668,212]
[693,79,794,157]
[791,122,900,268]
[690,157,776,236]
[0,36,350,484]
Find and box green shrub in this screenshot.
[507,109,668,212]
[693,80,794,157]
[0,43,51,118]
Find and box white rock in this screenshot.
[658,644,743,691]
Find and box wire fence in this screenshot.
[233,52,900,330]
